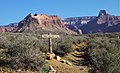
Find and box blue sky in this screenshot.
[0,0,119,25]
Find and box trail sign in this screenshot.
[42,33,59,53]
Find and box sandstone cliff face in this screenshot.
[13,13,75,34]
[63,10,120,34]
[80,10,120,34]
[64,10,120,34]
[63,16,96,34]
[0,23,18,32]
[97,10,120,26]
[1,10,120,34]
[0,28,7,32]
[63,16,96,27]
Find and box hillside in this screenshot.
[0,32,120,73]
[0,10,120,34]
[0,23,17,32]
[12,13,75,34]
[63,10,120,34]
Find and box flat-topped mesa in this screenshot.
[31,14,65,28]
[32,14,60,20]
[12,13,75,34]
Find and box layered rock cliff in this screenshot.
[80,10,120,34]
[63,16,96,34]
[63,16,96,27]
[63,10,120,34]
[12,13,75,34]
[0,10,120,34]
[0,23,18,32]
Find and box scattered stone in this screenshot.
[61,60,67,63]
[17,69,21,72]
[48,70,57,73]
[47,52,50,55]
[61,60,72,65]
[48,65,57,73]
[49,65,54,70]
[42,53,46,55]
[56,56,61,61]
[47,53,55,60]
[66,61,72,65]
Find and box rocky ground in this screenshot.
[0,43,89,73]
[47,46,89,73]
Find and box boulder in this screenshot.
[66,61,72,65]
[56,56,61,61]
[61,60,67,63]
[47,53,55,60]
[48,65,57,73]
[17,69,21,72]
[49,65,54,70]
[42,53,46,55]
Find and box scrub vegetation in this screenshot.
[0,32,120,73]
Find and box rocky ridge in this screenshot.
[0,23,18,32]
[12,13,75,34]
[63,10,120,34]
[79,10,120,33]
[0,10,120,34]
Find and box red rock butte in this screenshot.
[12,13,76,34]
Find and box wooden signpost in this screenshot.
[42,33,59,53]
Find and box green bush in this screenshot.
[86,34,120,73]
[53,35,74,56]
[1,32,120,73]
[57,42,72,54]
[0,33,46,71]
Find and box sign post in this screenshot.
[42,33,59,53]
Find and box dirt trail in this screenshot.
[47,50,89,73]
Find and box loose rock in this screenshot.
[47,53,55,60]
[66,61,72,65]
[61,60,67,63]
[48,65,57,73]
[56,56,61,61]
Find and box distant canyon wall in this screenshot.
[0,10,120,34]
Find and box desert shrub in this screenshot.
[0,33,46,71]
[86,36,120,73]
[7,42,45,70]
[42,65,49,73]
[53,35,73,56]
[76,36,89,44]
[57,42,72,54]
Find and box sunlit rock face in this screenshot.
[63,16,96,34]
[63,10,120,34]
[1,10,120,34]
[0,23,18,32]
[80,10,120,34]
[12,13,76,34]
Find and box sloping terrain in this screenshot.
[47,44,89,73]
[12,13,75,34]
[0,10,120,34]
[0,23,17,32]
[63,10,120,34]
[80,10,120,34]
